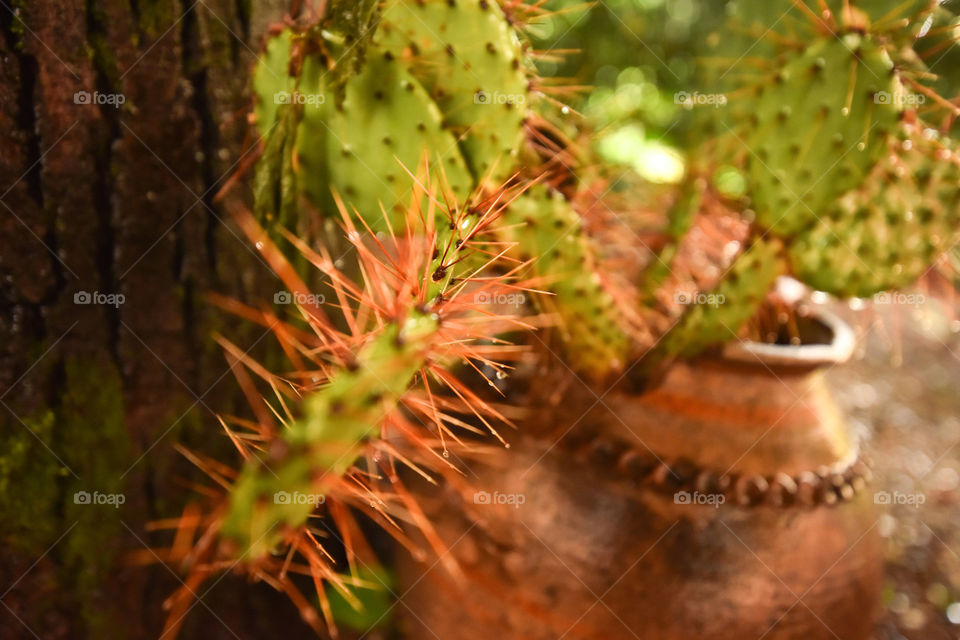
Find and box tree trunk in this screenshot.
[0,1,314,637]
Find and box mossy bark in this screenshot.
[0,0,313,638]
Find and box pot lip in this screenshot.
[721,306,855,367]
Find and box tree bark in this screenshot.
[0,1,313,637]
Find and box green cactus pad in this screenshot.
[659,237,786,359]
[223,311,440,557]
[746,35,904,235]
[788,131,960,297]
[376,0,529,182]
[498,185,631,378]
[253,30,474,231]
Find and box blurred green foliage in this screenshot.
[532,0,727,181]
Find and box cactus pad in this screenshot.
[746,35,904,234]
[788,130,960,297]
[498,185,631,378]
[223,311,441,556]
[376,0,529,182]
[253,30,473,231]
[659,237,786,358]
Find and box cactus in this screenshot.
[745,35,905,233]
[495,184,633,377]
[656,237,786,359]
[679,0,960,318]
[155,1,960,635]
[223,310,443,558]
[375,0,530,181]
[788,124,960,297]
[253,30,474,229]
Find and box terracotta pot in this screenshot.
[396,309,882,639]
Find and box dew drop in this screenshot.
[856,141,866,151]
[841,107,850,117]
[255,241,264,250]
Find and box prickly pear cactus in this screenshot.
[497,185,632,377]
[376,0,530,181]
[223,311,440,557]
[251,0,531,234]
[659,237,785,358]
[788,127,960,297]
[254,30,473,229]
[746,35,904,234]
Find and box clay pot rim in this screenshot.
[721,307,855,368]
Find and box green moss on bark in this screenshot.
[0,357,130,638]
